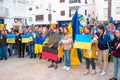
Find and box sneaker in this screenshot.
[65,67,70,71]
[62,66,67,70]
[109,77,117,80]
[96,69,102,73]
[100,70,106,76]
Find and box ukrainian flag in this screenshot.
[22,33,33,43]
[6,34,16,43]
[79,15,84,21]
[74,34,92,50]
[68,10,82,65]
[34,34,48,54]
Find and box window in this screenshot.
[69,0,81,3]
[36,6,39,9]
[48,14,52,21]
[69,9,71,17]
[85,0,87,4]
[60,0,65,3]
[61,11,65,16]
[36,15,44,21]
[116,7,120,14]
[29,17,32,22]
[85,10,87,16]
[29,7,32,11]
[103,8,108,18]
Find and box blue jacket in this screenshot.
[97,33,110,50]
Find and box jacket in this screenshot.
[97,33,110,50]
[45,30,59,48]
[61,33,73,50]
[111,37,120,58]
[0,35,7,47]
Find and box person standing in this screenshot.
[60,27,73,71]
[15,29,25,58]
[94,25,110,75]
[109,29,120,80]
[0,30,7,60]
[82,25,97,75]
[46,24,59,69]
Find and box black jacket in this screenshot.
[0,35,7,47]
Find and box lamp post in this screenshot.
[46,3,56,26]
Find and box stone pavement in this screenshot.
[0,56,120,80]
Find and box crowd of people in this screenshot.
[0,21,120,80]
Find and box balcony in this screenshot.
[69,0,81,4]
[0,7,9,18]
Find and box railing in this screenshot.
[0,7,9,17]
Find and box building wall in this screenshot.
[111,0,120,21]
[27,0,96,26]
[3,0,27,31]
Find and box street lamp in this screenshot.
[46,3,56,26]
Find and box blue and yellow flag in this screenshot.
[74,34,92,50]
[68,10,82,66]
[34,34,48,54]
[6,34,16,43]
[22,33,33,43]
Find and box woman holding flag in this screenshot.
[82,25,97,75]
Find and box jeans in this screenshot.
[9,44,16,56]
[28,44,34,57]
[0,46,7,59]
[64,50,70,67]
[113,56,120,78]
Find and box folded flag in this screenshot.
[6,34,16,43]
[34,34,48,54]
[22,33,33,43]
[74,34,92,50]
[42,46,58,61]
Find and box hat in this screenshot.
[50,24,57,29]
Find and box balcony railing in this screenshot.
[0,7,9,17]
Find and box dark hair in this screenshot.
[97,25,104,32]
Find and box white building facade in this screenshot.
[0,0,27,31]
[27,0,120,27]
[96,0,120,22]
[27,0,96,27]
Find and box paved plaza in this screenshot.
[0,56,120,80]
